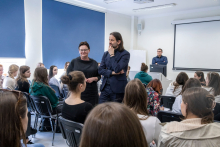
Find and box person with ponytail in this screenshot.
[134,63,152,85]
[61,71,93,124]
[158,87,220,147]
[3,64,19,90]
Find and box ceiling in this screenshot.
[74,0,220,16]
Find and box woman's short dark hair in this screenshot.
[78,41,90,50]
[110,32,124,52]
[80,102,148,147]
[182,87,215,124]
[141,63,148,72]
[173,72,189,93]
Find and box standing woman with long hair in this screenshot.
[124,79,161,146]
[0,90,45,147]
[3,64,19,90]
[67,41,101,106]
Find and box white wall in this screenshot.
[24,0,42,79]
[105,11,132,51]
[137,8,220,81]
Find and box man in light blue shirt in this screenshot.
[152,48,168,65]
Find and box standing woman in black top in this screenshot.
[67,41,101,106]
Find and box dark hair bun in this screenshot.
[61,75,70,84]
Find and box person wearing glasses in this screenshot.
[152,48,168,65]
[67,41,101,106]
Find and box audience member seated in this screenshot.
[194,71,206,86]
[3,64,19,90]
[60,62,70,78]
[0,64,4,89]
[0,89,45,147]
[16,65,37,144]
[37,62,45,68]
[134,63,152,85]
[80,102,148,147]
[165,72,189,97]
[203,72,220,103]
[158,87,220,147]
[29,67,62,113]
[16,66,31,93]
[124,79,161,146]
[146,79,163,116]
[49,65,61,93]
[61,71,93,124]
[172,78,201,113]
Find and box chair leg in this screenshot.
[52,117,57,146]
[49,118,55,146]
[33,114,39,138]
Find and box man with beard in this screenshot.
[98,32,130,103]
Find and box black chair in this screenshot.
[50,84,62,99]
[30,95,61,146]
[23,92,39,137]
[63,84,69,99]
[161,96,176,110]
[157,111,183,123]
[59,116,83,147]
[213,103,220,121]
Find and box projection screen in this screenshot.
[173,20,220,71]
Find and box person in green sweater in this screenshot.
[29,67,60,112]
[134,63,152,85]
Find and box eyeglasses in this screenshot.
[0,89,22,101]
[79,49,89,52]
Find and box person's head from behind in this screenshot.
[124,79,149,117]
[147,79,162,94]
[141,63,148,73]
[16,65,31,82]
[157,48,163,57]
[49,65,58,80]
[37,62,45,68]
[174,72,189,87]
[179,78,201,95]
[194,71,205,82]
[61,71,86,94]
[0,90,28,147]
[64,62,70,71]
[80,102,148,147]
[33,67,49,85]
[78,41,90,59]
[8,64,19,78]
[0,64,3,76]
[109,32,124,51]
[181,87,215,124]
[206,72,220,96]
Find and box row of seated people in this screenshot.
[1,77,220,147]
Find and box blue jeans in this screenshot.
[99,84,124,104]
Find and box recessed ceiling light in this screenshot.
[133,3,176,12]
[104,0,124,4]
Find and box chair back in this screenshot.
[50,84,61,98]
[161,96,176,110]
[59,116,83,147]
[23,92,36,112]
[214,103,220,121]
[30,95,53,116]
[63,84,69,99]
[157,111,183,123]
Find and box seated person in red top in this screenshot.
[61,71,93,124]
[146,79,163,116]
